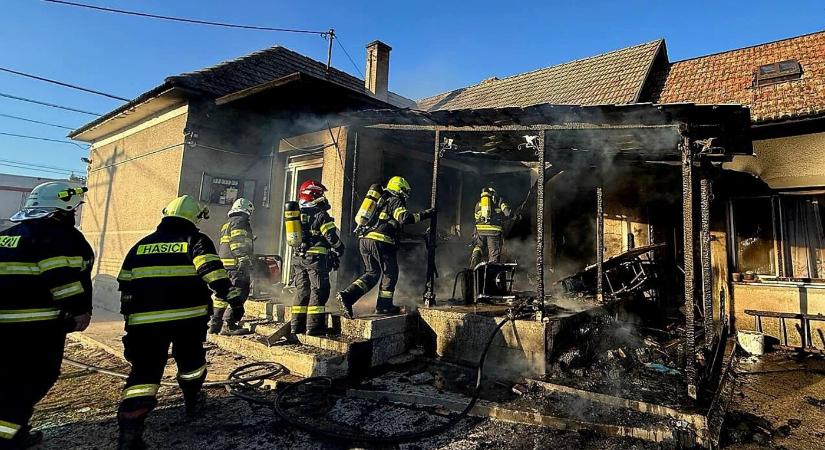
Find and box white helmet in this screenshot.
[11,182,87,222]
[229,198,254,217]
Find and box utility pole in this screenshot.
[326,28,335,72]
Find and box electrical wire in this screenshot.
[334,35,364,78]
[0,92,102,116]
[43,0,329,36]
[0,131,87,149]
[88,142,185,173]
[0,67,129,102]
[0,113,75,130]
[0,162,76,177]
[0,157,82,174]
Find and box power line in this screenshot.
[0,131,88,149]
[0,92,102,116]
[44,0,329,36]
[0,157,82,173]
[0,67,129,102]
[0,162,77,177]
[335,35,364,78]
[0,113,74,130]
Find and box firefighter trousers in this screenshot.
[470,232,503,268]
[340,238,399,310]
[212,268,250,323]
[0,323,65,443]
[290,254,330,335]
[118,317,208,426]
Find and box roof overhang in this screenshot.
[339,102,754,163]
[69,85,189,142]
[215,72,394,111]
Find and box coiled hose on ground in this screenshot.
[62,357,285,388]
[268,314,516,444]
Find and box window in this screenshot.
[730,194,825,281]
[781,195,825,279]
[755,60,802,86]
[732,197,776,275]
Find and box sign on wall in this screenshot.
[200,172,256,206]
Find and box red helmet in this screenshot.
[298,180,327,207]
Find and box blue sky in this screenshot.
[0,0,822,179]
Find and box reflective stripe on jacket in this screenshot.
[0,219,94,323]
[218,213,254,270]
[118,216,230,325]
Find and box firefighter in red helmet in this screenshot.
[289,180,344,336]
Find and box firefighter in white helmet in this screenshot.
[0,182,94,449]
[210,198,255,335]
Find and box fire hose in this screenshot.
[62,357,286,388]
[228,309,523,444]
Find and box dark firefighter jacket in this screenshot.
[0,219,94,325]
[218,213,254,270]
[298,203,344,256]
[364,194,424,246]
[117,216,232,326]
[474,193,511,236]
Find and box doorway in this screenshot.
[279,154,324,282]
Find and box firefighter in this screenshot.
[470,186,511,268]
[209,198,255,335]
[289,181,344,336]
[116,195,235,449]
[336,176,434,318]
[0,182,92,450]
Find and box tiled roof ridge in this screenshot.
[669,29,825,65]
[417,39,664,103]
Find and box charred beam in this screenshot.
[700,174,713,347]
[536,132,546,320]
[596,185,605,302]
[681,136,698,400]
[423,129,440,307]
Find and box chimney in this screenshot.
[365,40,391,102]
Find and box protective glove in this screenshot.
[237,256,252,271]
[420,207,437,220]
[354,225,367,236]
[71,313,92,332]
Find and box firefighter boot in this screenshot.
[117,422,146,450]
[184,391,208,419]
[207,317,223,335]
[375,297,401,315]
[0,426,43,450]
[335,293,353,319]
[220,320,251,336]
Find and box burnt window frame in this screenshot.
[754,60,802,86]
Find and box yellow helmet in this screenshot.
[163,195,209,224]
[385,176,411,199]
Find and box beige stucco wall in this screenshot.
[727,132,825,189]
[81,106,188,312]
[731,282,825,349]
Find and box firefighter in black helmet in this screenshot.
[116,195,235,449]
[471,186,511,268]
[336,176,434,318]
[289,180,344,336]
[210,197,255,336]
[0,182,93,450]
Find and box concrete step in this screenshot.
[206,333,348,378]
[331,313,416,340]
[242,300,281,320]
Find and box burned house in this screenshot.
[69,41,412,311]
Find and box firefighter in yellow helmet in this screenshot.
[116,195,235,449]
[336,176,434,318]
[471,186,512,268]
[0,182,93,450]
[210,198,255,335]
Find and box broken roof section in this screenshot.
[70,45,414,140]
[416,40,665,111]
[344,102,753,163]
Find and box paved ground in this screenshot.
[721,351,825,450]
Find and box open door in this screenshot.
[279,154,324,283]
